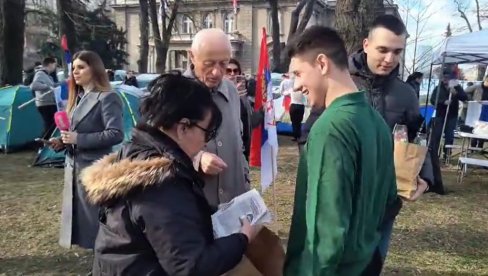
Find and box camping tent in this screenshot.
[33,89,141,167]
[0,86,44,152]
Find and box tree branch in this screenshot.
[297,0,315,33]
[287,0,308,42]
[475,0,482,30]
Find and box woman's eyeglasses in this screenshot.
[191,123,217,142]
[226,68,240,74]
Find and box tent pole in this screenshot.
[428,54,447,157]
[424,63,434,119]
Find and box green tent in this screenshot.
[33,88,140,167]
[0,86,44,152]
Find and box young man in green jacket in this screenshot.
[284,26,398,276]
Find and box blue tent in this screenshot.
[33,89,140,167]
[0,86,44,152]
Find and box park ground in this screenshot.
[1,137,487,275]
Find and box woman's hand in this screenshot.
[240,216,261,243]
[60,131,78,145]
[49,138,65,151]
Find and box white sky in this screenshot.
[397,0,488,72]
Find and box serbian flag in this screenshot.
[249,28,279,192]
[233,0,238,14]
[56,34,72,111]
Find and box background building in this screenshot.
[110,0,400,73]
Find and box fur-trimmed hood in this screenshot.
[81,152,173,205]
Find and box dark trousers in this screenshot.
[361,248,383,276]
[289,104,305,139]
[37,105,57,139]
[430,116,457,156]
[471,139,485,149]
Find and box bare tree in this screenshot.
[398,0,436,74]
[452,0,486,80]
[279,0,317,70]
[475,0,483,30]
[453,0,473,32]
[335,0,385,54]
[268,0,282,72]
[148,0,180,73]
[0,0,26,86]
[57,0,79,53]
[138,0,149,73]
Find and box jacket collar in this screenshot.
[81,124,199,206]
[327,92,367,110]
[349,50,399,89]
[183,69,230,102]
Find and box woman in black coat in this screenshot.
[81,73,258,275]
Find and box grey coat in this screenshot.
[184,70,249,207]
[59,91,124,249]
[30,68,56,107]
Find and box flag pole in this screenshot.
[270,146,278,223]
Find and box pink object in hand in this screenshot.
[54,111,70,131]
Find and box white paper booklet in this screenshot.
[211,189,272,238]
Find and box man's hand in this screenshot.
[444,99,451,105]
[200,152,228,175]
[406,177,429,202]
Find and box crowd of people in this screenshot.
[23,12,483,276]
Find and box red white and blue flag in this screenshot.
[249,27,278,192]
[54,35,71,111]
[233,0,238,14]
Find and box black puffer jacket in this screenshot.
[349,51,434,187]
[81,125,248,276]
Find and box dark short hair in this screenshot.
[42,57,56,67]
[141,72,222,133]
[406,72,423,83]
[228,58,242,75]
[369,15,407,36]
[286,26,348,70]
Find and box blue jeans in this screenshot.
[378,217,395,261]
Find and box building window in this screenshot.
[267,10,282,35]
[174,50,188,70]
[203,13,214,29]
[181,15,193,34]
[223,12,234,33]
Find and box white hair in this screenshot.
[190,28,232,53]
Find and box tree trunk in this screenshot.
[287,0,309,43]
[0,0,5,86]
[268,0,282,72]
[296,0,315,33]
[138,0,149,73]
[282,0,315,70]
[335,0,384,54]
[0,0,26,86]
[148,0,165,73]
[57,0,78,53]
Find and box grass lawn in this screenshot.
[1,137,487,275]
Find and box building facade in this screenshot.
[110,0,400,73]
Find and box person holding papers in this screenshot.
[81,73,258,276]
[284,26,398,276]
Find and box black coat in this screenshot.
[430,84,468,119]
[349,51,434,187]
[81,125,248,276]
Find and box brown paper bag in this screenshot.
[393,141,428,200]
[227,227,285,276]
